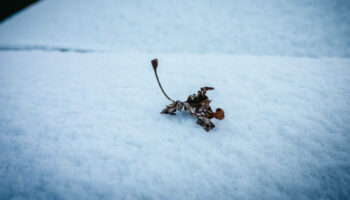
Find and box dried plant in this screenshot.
[151,59,225,131]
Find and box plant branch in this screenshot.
[151,59,175,102]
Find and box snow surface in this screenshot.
[0,0,350,57]
[1,0,350,200]
[1,52,350,199]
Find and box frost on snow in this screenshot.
[152,59,225,131]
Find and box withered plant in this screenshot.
[151,59,224,131]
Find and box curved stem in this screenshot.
[151,59,175,102]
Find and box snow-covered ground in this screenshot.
[0,0,349,57]
[0,0,350,200]
[1,52,350,199]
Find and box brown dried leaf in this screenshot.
[214,108,225,120]
[161,86,224,131]
[152,59,224,131]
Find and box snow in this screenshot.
[1,0,350,199]
[0,0,350,57]
[1,52,350,199]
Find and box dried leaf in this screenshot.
[152,59,225,131]
[214,108,225,120]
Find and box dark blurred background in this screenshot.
[0,0,38,22]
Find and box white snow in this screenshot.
[1,52,350,199]
[0,0,350,200]
[0,0,349,57]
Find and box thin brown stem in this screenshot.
[151,59,175,102]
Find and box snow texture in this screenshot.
[1,52,350,200]
[0,0,350,57]
[0,0,350,200]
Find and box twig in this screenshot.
[151,59,175,102]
